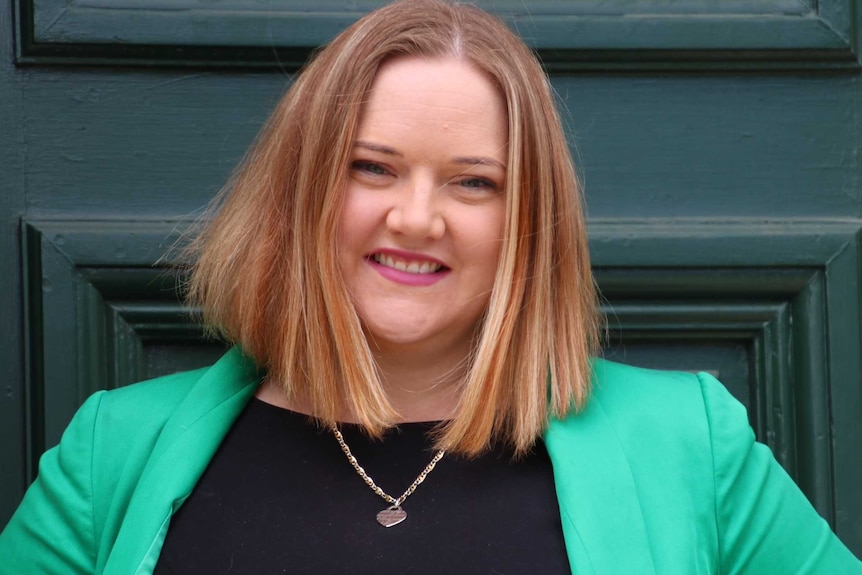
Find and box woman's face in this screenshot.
[337,56,508,359]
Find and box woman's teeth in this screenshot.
[372,253,442,274]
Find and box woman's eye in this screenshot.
[351,160,388,176]
[459,177,497,191]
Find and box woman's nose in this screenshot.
[385,178,445,240]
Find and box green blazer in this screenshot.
[1,348,859,574]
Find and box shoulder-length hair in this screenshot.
[187,0,600,456]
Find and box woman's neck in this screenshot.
[371,344,468,422]
[255,342,470,424]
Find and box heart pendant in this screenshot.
[376,506,407,527]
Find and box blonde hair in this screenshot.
[187,0,600,456]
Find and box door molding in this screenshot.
[15,0,860,70]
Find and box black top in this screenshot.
[154,398,571,574]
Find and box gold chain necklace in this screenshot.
[331,426,445,527]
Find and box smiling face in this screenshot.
[337,56,508,361]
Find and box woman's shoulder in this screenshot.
[0,351,259,573]
[83,366,219,485]
[587,357,723,421]
[96,364,212,424]
[95,347,259,430]
[585,358,753,442]
[548,358,748,468]
[87,350,258,543]
[100,365,210,411]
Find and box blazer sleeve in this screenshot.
[0,391,105,575]
[699,372,862,574]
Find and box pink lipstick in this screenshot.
[367,249,449,287]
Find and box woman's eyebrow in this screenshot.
[354,141,505,170]
[354,140,402,156]
[452,156,507,170]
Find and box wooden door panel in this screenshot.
[17,0,858,69]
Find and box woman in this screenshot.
[1,1,860,573]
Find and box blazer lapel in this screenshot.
[545,382,658,575]
[102,348,262,575]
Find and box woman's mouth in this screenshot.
[370,253,445,275]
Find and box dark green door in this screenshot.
[1,0,860,556]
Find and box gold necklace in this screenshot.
[331,426,446,527]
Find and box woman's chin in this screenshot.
[362,322,472,358]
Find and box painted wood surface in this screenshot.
[18,0,857,69]
[1,0,861,557]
